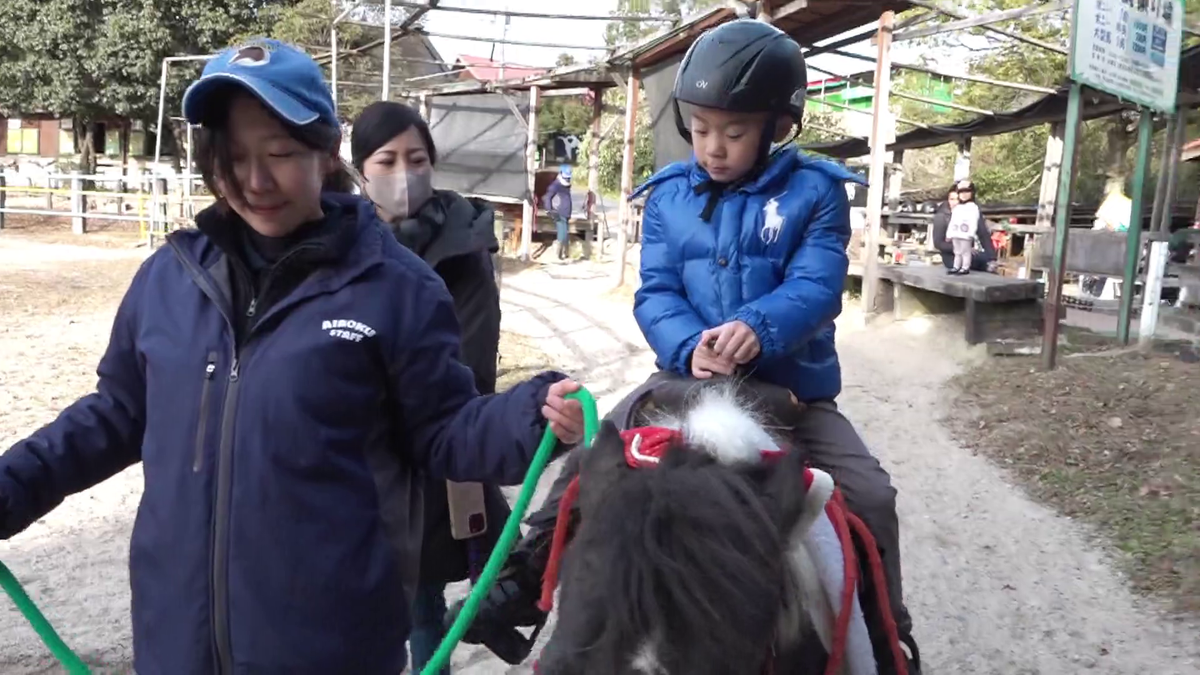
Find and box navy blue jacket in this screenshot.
[0,194,563,674]
[631,147,865,402]
[542,178,572,219]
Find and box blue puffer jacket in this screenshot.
[0,194,563,674]
[631,147,865,402]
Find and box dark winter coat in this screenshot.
[932,200,996,270]
[387,189,512,586]
[542,178,572,219]
[0,193,565,674]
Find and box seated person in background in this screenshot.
[946,180,980,275]
[932,184,996,272]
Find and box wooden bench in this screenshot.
[869,264,1046,345]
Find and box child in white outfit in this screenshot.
[947,180,980,275]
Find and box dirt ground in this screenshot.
[946,337,1200,614]
[1,229,1199,674]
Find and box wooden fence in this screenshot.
[0,172,215,245]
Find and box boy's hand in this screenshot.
[691,343,736,379]
[701,320,761,364]
[543,379,584,445]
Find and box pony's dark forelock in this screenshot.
[547,443,789,674]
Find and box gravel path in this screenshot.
[0,238,1197,674]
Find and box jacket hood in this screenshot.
[631,146,866,201]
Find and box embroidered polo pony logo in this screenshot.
[760,195,786,245]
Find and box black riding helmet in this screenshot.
[672,19,808,152]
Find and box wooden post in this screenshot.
[159,178,169,233]
[954,137,972,181]
[44,174,53,210]
[1149,114,1176,236]
[118,121,130,214]
[1117,110,1155,345]
[1034,123,1065,231]
[519,85,541,260]
[71,172,87,235]
[1158,108,1187,233]
[861,10,894,313]
[1041,82,1084,370]
[588,86,603,259]
[0,174,6,230]
[616,69,641,287]
[149,177,166,248]
[184,124,195,221]
[382,0,392,101]
[331,22,340,106]
[1138,241,1169,346]
[886,149,904,213]
[1029,122,1065,279]
[419,94,431,121]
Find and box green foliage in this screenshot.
[890,1,1192,206]
[604,0,723,48]
[0,0,289,173]
[540,97,593,144]
[796,108,847,146]
[582,88,654,193]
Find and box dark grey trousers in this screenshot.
[525,374,912,636]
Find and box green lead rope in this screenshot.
[0,561,91,674]
[421,386,599,674]
[0,386,600,675]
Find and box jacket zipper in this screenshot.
[211,352,241,675]
[170,238,314,674]
[167,240,240,674]
[192,353,218,473]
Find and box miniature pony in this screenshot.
[535,381,904,675]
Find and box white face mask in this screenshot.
[365,170,434,220]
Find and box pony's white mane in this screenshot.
[632,382,871,675]
[648,382,781,465]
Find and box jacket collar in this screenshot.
[171,193,388,299]
[630,146,867,201]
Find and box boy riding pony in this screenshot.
[455,20,920,674]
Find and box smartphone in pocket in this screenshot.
[446,481,488,540]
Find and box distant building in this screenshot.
[451,55,547,83]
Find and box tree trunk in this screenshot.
[1104,114,1134,196]
[77,119,96,191]
[171,123,186,174]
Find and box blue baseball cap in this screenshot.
[559,164,572,179]
[182,38,338,128]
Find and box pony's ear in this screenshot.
[577,420,629,512]
[582,420,625,466]
[759,449,810,536]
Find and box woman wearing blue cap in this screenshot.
[0,38,584,674]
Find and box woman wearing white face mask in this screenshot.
[352,100,507,675]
